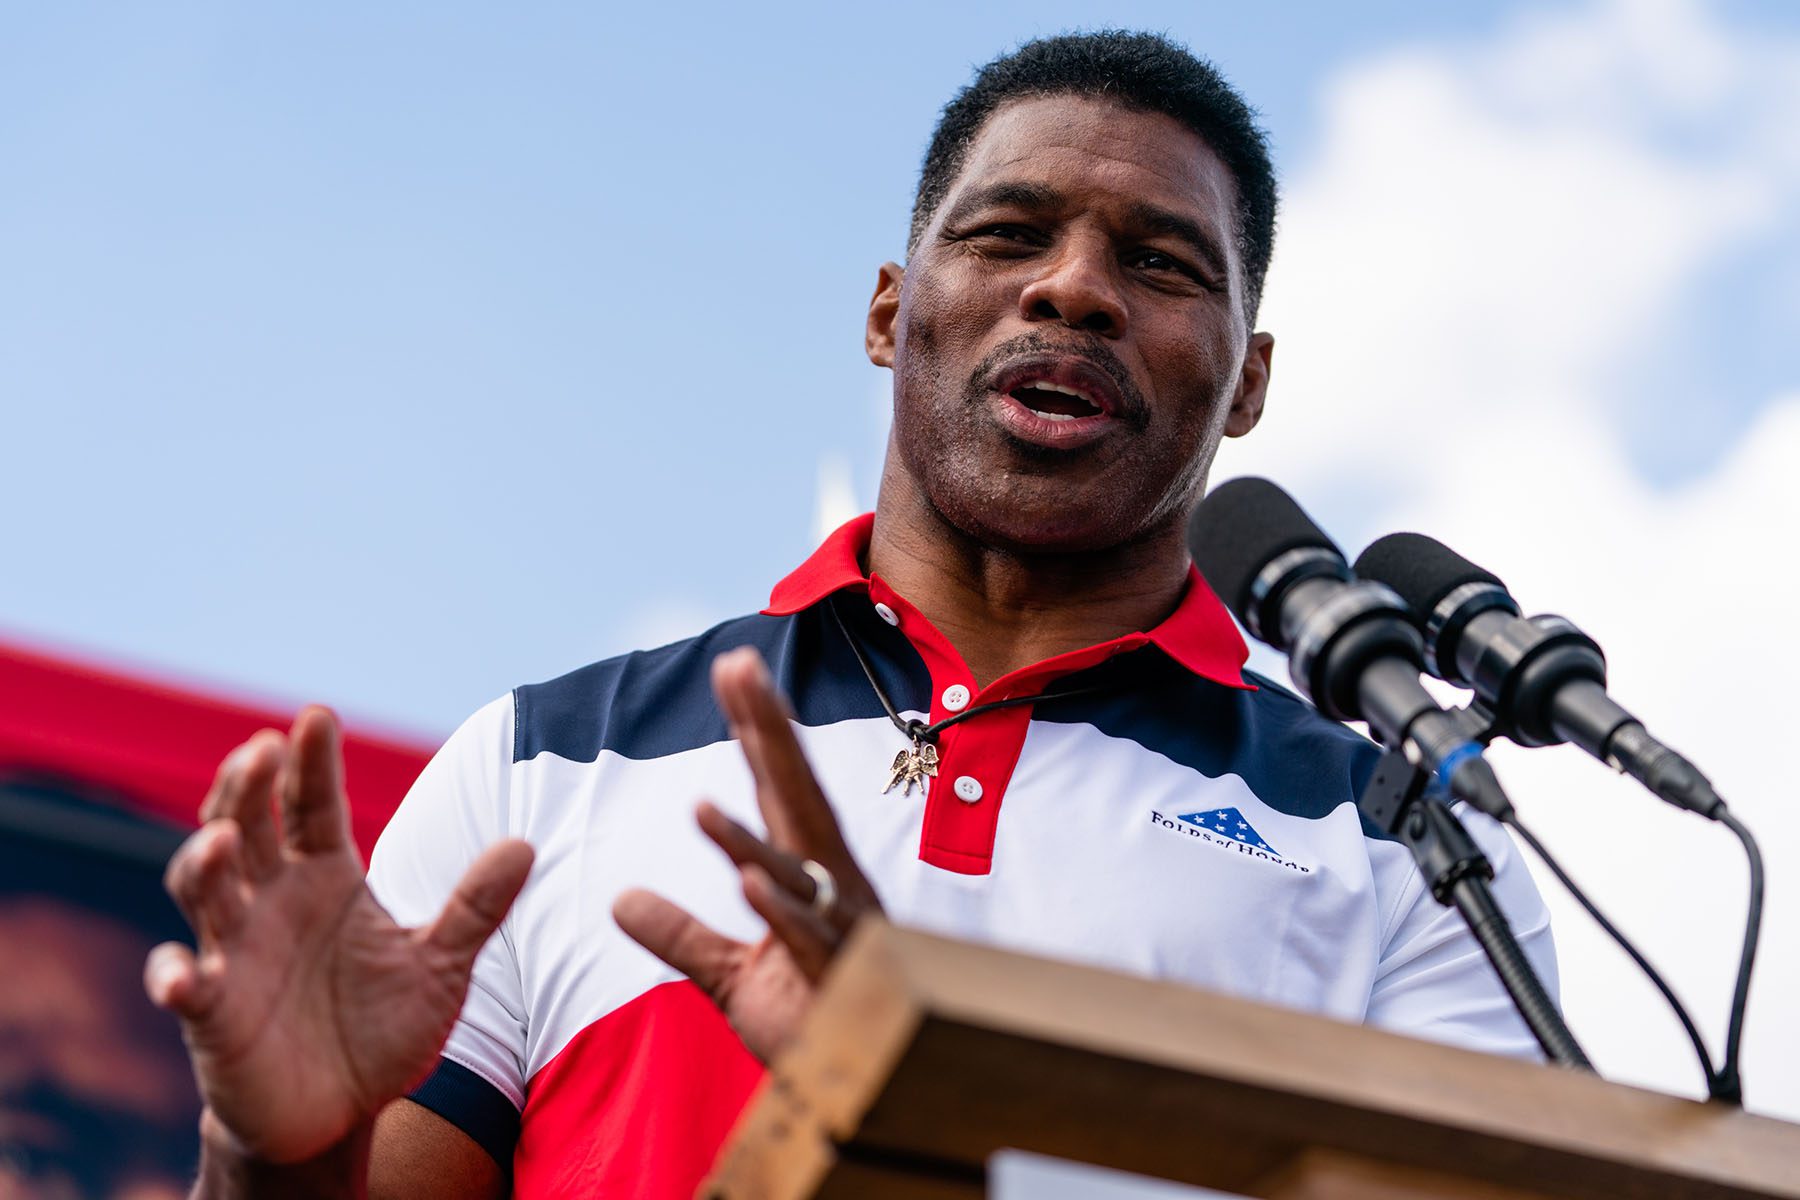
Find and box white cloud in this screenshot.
[1227,0,1800,1115]
[615,596,733,657]
[812,450,862,544]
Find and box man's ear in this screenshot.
[1225,331,1274,438]
[865,262,904,368]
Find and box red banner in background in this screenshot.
[0,638,435,859]
[0,638,439,1194]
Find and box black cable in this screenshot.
[1505,813,1717,1096]
[1713,808,1764,1106]
[828,594,917,734]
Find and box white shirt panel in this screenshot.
[376,698,1556,1100]
[367,694,529,1108]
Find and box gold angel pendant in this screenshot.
[882,739,940,796]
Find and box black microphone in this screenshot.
[1354,532,1723,818]
[1187,478,1511,819]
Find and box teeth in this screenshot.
[1009,378,1105,422]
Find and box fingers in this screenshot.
[695,802,813,895]
[612,888,744,1000]
[742,865,837,982]
[422,839,536,965]
[144,941,214,1019]
[278,706,352,855]
[199,731,286,880]
[164,820,251,945]
[711,648,843,854]
[697,801,860,935]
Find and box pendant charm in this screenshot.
[883,737,940,796]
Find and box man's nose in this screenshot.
[1017,239,1128,336]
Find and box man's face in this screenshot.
[0,901,196,1199]
[869,95,1272,554]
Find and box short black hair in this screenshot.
[911,30,1278,327]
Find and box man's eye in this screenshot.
[1131,250,1187,274]
[1130,249,1217,289]
[970,224,1038,243]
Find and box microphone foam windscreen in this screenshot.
[1186,477,1340,623]
[1353,532,1506,615]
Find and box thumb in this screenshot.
[144,940,216,1020]
[422,839,535,965]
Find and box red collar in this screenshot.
[764,514,1253,691]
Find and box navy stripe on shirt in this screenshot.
[513,604,1386,839]
[512,604,929,765]
[408,1058,521,1170]
[1036,655,1390,840]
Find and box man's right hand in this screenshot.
[144,706,534,1169]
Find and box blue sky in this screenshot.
[3,1,1792,731]
[0,0,1697,735]
[4,0,1798,1119]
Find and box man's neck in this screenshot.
[866,484,1192,690]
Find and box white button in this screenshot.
[941,684,971,711]
[954,775,984,803]
[873,602,899,626]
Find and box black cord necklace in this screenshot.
[827,594,1115,795]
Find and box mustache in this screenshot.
[967,332,1149,427]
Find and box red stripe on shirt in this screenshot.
[513,979,764,1198]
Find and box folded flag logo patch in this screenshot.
[1178,807,1277,854]
[1151,806,1311,872]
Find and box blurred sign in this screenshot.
[0,640,433,1197]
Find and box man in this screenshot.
[1,783,199,1200]
[146,31,1556,1199]
[1,901,196,1199]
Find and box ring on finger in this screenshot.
[799,858,838,918]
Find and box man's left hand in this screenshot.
[613,646,883,1062]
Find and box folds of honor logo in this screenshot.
[1151,806,1312,873]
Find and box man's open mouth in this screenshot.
[1007,381,1106,422]
[987,356,1127,451]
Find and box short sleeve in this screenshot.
[365,694,527,1161]
[1366,805,1560,1060]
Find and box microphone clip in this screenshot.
[1359,746,1494,904]
[1357,743,1592,1069]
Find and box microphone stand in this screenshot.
[1357,738,1593,1070]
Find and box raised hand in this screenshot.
[144,707,534,1166]
[613,647,882,1061]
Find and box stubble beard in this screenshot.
[888,330,1183,557]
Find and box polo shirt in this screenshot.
[366,514,1557,1198]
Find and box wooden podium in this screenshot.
[703,920,1800,1200]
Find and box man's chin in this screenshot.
[894,428,1186,556]
[937,490,1153,558]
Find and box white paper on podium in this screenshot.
[989,1151,1249,1199]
